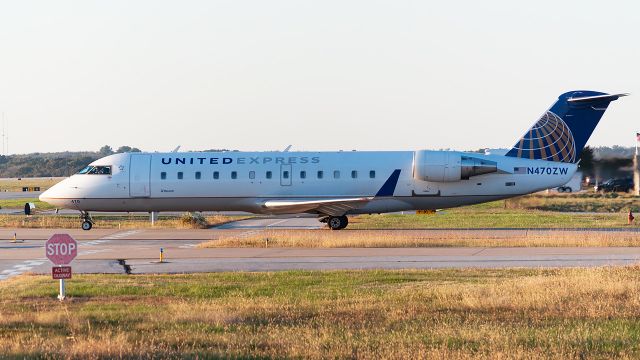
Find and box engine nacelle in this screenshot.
[413,150,498,182]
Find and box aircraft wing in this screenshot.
[262,197,373,216]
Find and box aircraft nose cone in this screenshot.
[38,181,68,207]
[38,189,51,202]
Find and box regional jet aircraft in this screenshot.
[40,91,626,230]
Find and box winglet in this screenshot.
[376,169,401,197]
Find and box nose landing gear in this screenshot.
[80,211,94,231]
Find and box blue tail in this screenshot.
[505,91,627,163]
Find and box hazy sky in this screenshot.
[0,0,638,154]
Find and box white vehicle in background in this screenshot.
[557,171,582,193]
[39,91,626,230]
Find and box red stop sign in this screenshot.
[45,234,78,265]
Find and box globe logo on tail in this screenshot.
[511,111,576,163]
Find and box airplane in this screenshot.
[40,90,626,230]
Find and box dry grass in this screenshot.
[201,229,640,248]
[0,177,64,192]
[0,214,248,229]
[2,268,640,358]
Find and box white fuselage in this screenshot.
[40,150,576,215]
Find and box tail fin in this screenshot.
[505,91,627,163]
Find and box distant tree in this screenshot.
[592,146,635,160]
[0,152,103,177]
[580,146,594,172]
[99,145,114,156]
[116,146,142,153]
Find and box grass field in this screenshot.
[0,214,249,229]
[350,208,627,229]
[202,228,640,248]
[1,268,640,358]
[506,192,640,213]
[0,177,63,192]
[0,198,56,211]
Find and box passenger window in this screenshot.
[266,171,272,179]
[300,171,306,179]
[177,172,184,180]
[369,170,375,179]
[213,171,219,179]
[334,170,340,179]
[231,171,237,179]
[195,171,201,180]
[506,182,515,186]
[249,171,255,179]
[317,171,323,179]
[161,172,167,180]
[283,171,289,179]
[351,170,357,179]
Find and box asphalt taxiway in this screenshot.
[0,191,42,200]
[2,219,640,280]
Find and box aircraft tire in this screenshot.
[327,216,348,230]
[82,221,93,231]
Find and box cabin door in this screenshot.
[130,154,152,197]
[280,164,292,186]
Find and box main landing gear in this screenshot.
[80,211,94,231]
[320,215,349,230]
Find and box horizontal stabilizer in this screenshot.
[567,93,628,103]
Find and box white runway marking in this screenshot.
[79,249,112,256]
[98,230,142,241]
[266,219,289,227]
[178,243,198,249]
[0,257,47,281]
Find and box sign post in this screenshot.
[45,234,77,301]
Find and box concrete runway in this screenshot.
[2,221,640,280]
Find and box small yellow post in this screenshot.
[159,248,164,263]
[11,233,17,243]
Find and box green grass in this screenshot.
[0,198,56,211]
[352,208,626,229]
[2,268,640,358]
[506,193,640,213]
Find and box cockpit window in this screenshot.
[78,166,92,174]
[78,165,112,175]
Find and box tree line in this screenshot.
[0,145,634,178]
[0,146,141,177]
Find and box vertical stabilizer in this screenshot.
[505,91,626,163]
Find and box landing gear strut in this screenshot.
[325,215,348,230]
[80,211,94,231]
